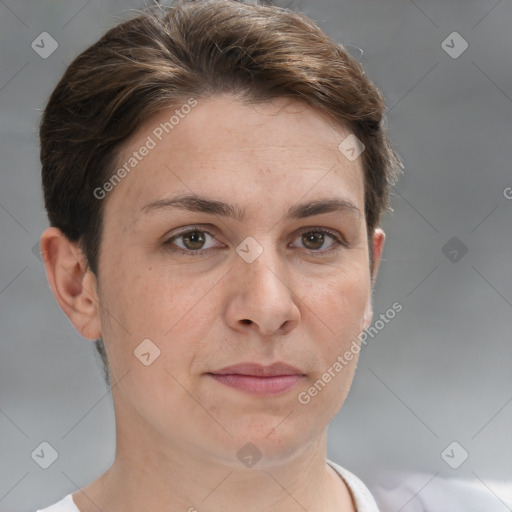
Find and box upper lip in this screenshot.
[209,362,305,377]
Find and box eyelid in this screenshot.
[163,224,347,255]
[167,225,217,239]
[164,225,222,251]
[291,226,348,251]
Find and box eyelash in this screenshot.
[163,225,347,257]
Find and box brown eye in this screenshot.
[292,229,345,255]
[301,231,326,250]
[181,230,206,250]
[164,228,220,254]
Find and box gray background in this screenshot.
[1,0,511,511]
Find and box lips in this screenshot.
[209,362,305,377]
[207,362,305,396]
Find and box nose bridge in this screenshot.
[230,233,300,334]
[235,233,287,293]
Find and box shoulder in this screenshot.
[36,493,79,512]
[327,459,381,512]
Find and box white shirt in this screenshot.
[371,470,512,512]
[35,459,380,511]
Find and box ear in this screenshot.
[362,228,386,330]
[39,227,101,340]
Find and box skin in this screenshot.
[41,94,385,512]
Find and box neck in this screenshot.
[73,397,356,512]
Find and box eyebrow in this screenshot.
[140,194,361,222]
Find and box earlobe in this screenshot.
[361,300,373,331]
[362,228,386,331]
[371,228,386,284]
[40,227,102,340]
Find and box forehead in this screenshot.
[103,94,365,229]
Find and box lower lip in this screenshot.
[208,373,304,396]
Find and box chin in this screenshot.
[207,415,322,469]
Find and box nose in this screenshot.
[224,243,301,337]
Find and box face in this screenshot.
[51,94,384,469]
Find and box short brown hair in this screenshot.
[40,0,403,385]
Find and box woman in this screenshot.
[36,1,403,510]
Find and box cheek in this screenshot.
[296,272,368,418]
[101,256,176,328]
[98,260,217,375]
[304,265,370,341]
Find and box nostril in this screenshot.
[242,319,252,325]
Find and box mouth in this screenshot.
[206,362,306,396]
